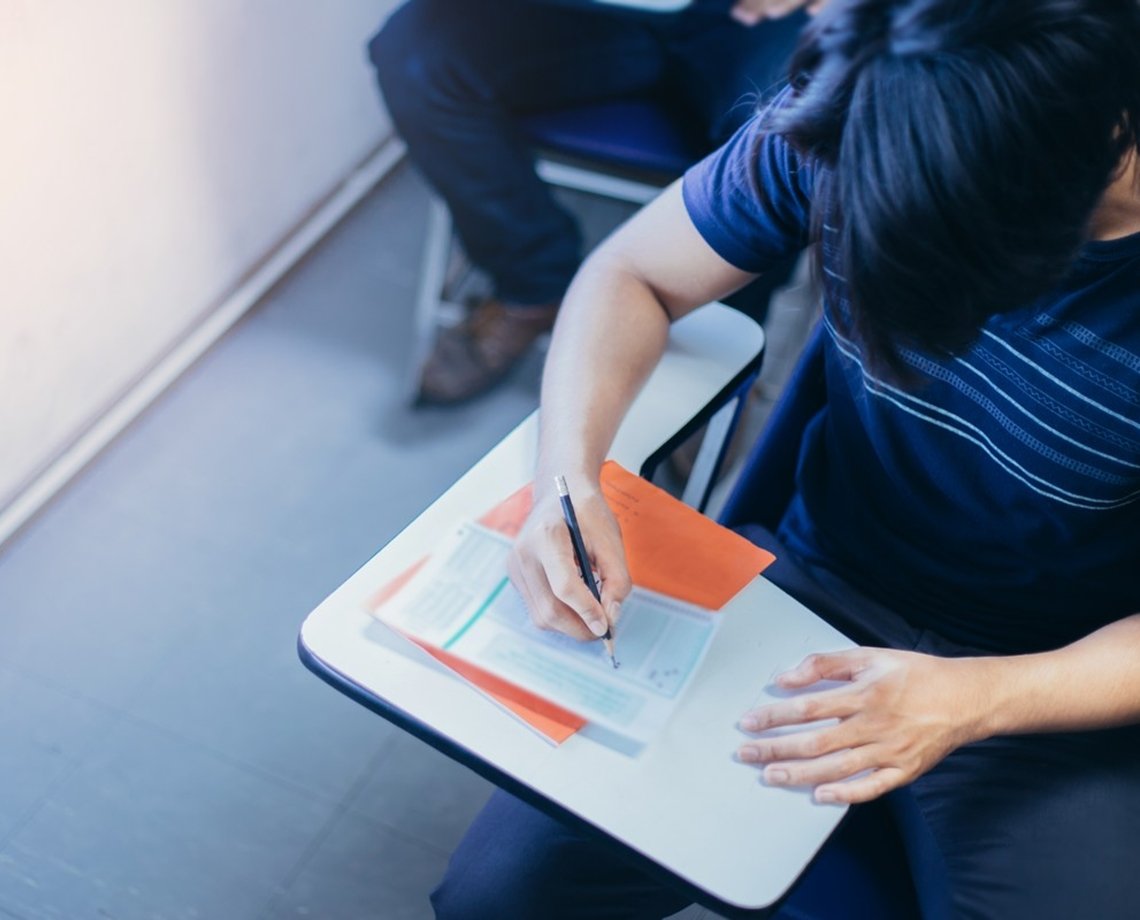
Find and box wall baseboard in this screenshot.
[0,138,407,551]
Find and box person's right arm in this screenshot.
[507,180,757,640]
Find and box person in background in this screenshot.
[370,0,822,404]
[433,0,1140,915]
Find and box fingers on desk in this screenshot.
[508,532,597,641]
[509,493,632,642]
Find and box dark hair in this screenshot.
[766,0,1140,369]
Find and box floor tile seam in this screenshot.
[349,810,455,860]
[315,735,458,859]
[0,663,125,719]
[342,741,460,858]
[336,731,407,822]
[336,728,403,811]
[110,709,370,808]
[108,594,273,713]
[252,756,376,920]
[0,705,132,853]
[0,560,365,722]
[342,752,462,861]
[340,714,489,858]
[255,808,359,920]
[0,898,30,920]
[0,704,373,920]
[0,591,243,717]
[359,726,402,769]
[0,756,95,852]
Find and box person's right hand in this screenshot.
[508,477,632,641]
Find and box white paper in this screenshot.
[374,522,720,749]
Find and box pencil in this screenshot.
[554,475,618,668]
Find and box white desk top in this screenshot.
[300,304,853,911]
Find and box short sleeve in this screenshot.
[681,116,815,274]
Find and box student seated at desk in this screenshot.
[369,0,817,404]
[431,0,1140,916]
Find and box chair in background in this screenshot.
[413,96,757,512]
[717,322,921,920]
[718,322,829,533]
[412,96,698,346]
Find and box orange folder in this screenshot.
[366,461,775,743]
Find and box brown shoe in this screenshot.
[416,298,559,405]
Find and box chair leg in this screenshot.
[406,195,461,402]
[407,160,664,403]
[535,158,663,206]
[681,391,748,514]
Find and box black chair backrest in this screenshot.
[718,321,827,532]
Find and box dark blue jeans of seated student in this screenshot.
[368,0,805,308]
[431,526,1140,920]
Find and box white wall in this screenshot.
[0,0,398,510]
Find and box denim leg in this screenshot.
[432,787,692,920]
[369,0,668,305]
[898,710,1140,918]
[661,11,809,319]
[745,524,1140,918]
[664,9,809,145]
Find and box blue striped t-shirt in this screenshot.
[683,117,1140,654]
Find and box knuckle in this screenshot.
[531,609,556,631]
[901,751,924,775]
[860,687,884,711]
[610,570,633,596]
[549,572,581,601]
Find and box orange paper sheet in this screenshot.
[366,461,775,743]
[601,462,775,608]
[417,644,586,743]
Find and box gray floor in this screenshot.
[0,165,726,919]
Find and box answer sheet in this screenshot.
[376,522,720,748]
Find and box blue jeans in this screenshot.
[431,526,1140,918]
[369,0,805,306]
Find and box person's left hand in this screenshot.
[737,648,994,804]
[730,0,830,26]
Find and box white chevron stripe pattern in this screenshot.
[824,317,1140,512]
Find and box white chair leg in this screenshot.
[681,397,740,512]
[408,159,666,403]
[536,158,663,206]
[406,195,456,402]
